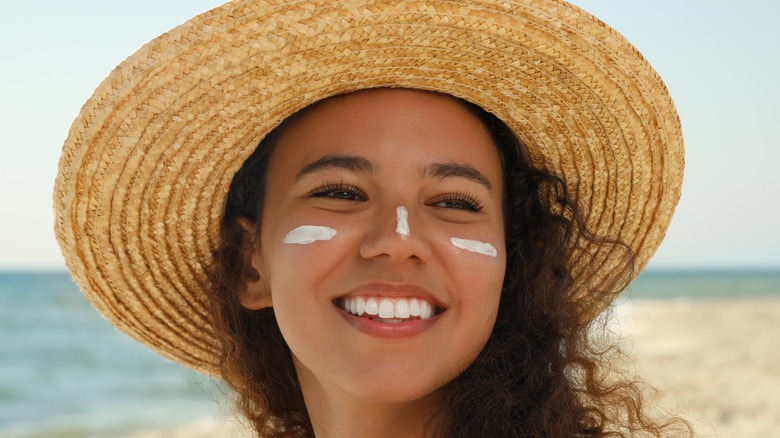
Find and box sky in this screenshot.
[1,1,778,270]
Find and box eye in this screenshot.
[429,192,484,212]
[307,182,367,202]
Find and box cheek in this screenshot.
[263,235,343,353]
[442,227,505,281]
[445,234,505,330]
[263,223,344,278]
[261,224,354,330]
[265,227,340,301]
[458,252,505,318]
[440,248,504,379]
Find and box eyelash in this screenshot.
[430,192,484,212]
[307,182,483,212]
[308,182,366,201]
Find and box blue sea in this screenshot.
[0,272,227,438]
[1,270,778,437]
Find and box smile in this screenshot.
[336,296,442,324]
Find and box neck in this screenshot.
[299,371,445,438]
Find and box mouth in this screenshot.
[335,296,445,324]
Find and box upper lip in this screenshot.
[337,281,447,309]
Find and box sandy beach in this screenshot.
[126,298,780,437]
[617,298,780,437]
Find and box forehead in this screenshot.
[268,88,503,182]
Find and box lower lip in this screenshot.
[336,306,441,338]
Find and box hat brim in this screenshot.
[54,0,683,374]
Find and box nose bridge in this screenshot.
[359,201,431,262]
[395,205,411,237]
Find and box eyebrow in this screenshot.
[423,162,493,192]
[296,154,377,181]
[295,154,493,191]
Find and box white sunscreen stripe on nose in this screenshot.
[283,225,337,244]
[396,206,410,237]
[451,237,498,258]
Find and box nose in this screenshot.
[359,205,432,263]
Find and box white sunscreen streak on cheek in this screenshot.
[396,206,410,237]
[450,237,498,258]
[283,225,337,244]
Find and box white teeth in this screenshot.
[356,296,365,316]
[395,299,410,319]
[378,299,394,318]
[421,301,433,319]
[339,296,439,321]
[409,298,421,316]
[364,297,379,316]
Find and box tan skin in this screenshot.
[237,89,506,437]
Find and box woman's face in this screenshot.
[247,88,506,406]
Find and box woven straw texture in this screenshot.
[54,0,683,375]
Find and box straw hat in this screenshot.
[54,0,683,374]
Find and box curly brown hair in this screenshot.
[207,92,692,437]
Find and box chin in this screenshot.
[332,364,453,405]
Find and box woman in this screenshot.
[54,1,690,436]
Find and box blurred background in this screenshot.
[1,1,778,436]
